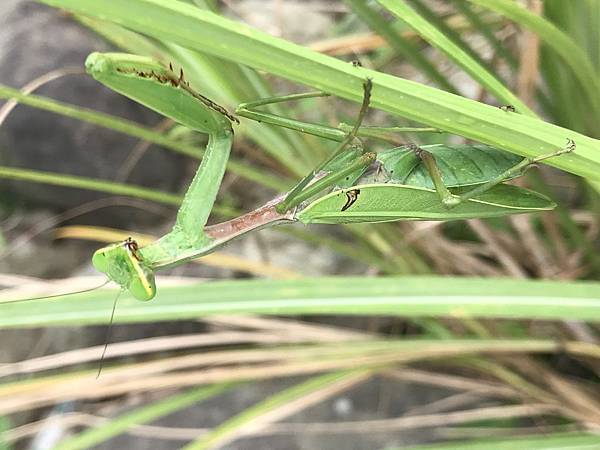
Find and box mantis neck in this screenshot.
[143,196,296,270]
[139,128,234,268]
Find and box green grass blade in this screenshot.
[343,0,458,93]
[398,432,600,450]
[183,371,367,450]
[0,165,181,205]
[0,165,239,217]
[0,416,11,450]
[406,0,501,79]
[1,277,599,327]
[451,0,518,68]
[377,0,534,116]
[76,15,169,60]
[468,0,600,119]
[0,84,287,191]
[0,84,200,159]
[38,0,600,182]
[53,384,234,450]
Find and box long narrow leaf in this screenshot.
[343,0,458,93]
[38,0,600,182]
[1,277,599,326]
[0,84,287,191]
[377,0,534,116]
[468,0,600,120]
[54,384,234,450]
[183,371,367,450]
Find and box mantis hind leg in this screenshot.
[412,139,576,209]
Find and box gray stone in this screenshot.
[0,1,187,221]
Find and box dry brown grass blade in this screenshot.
[0,354,394,414]
[405,224,503,276]
[506,357,600,424]
[205,315,371,340]
[213,371,372,449]
[517,0,543,107]
[403,391,499,417]
[310,32,388,55]
[260,403,558,434]
[384,369,519,398]
[467,219,526,277]
[0,275,199,301]
[0,67,83,126]
[509,215,556,277]
[0,328,364,378]
[0,341,562,414]
[5,408,579,445]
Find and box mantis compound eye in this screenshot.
[92,240,156,301]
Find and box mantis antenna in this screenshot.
[96,289,122,378]
[0,280,110,304]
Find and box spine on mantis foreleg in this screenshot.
[87,53,238,299]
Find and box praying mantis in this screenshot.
[86,52,573,301]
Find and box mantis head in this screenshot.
[92,238,156,301]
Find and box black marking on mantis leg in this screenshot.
[342,189,361,211]
[499,105,517,113]
[116,64,240,124]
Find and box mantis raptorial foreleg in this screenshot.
[87,55,377,300]
[410,139,576,208]
[87,53,240,300]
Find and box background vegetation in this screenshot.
[0,1,598,448]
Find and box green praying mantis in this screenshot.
[84,52,573,301]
